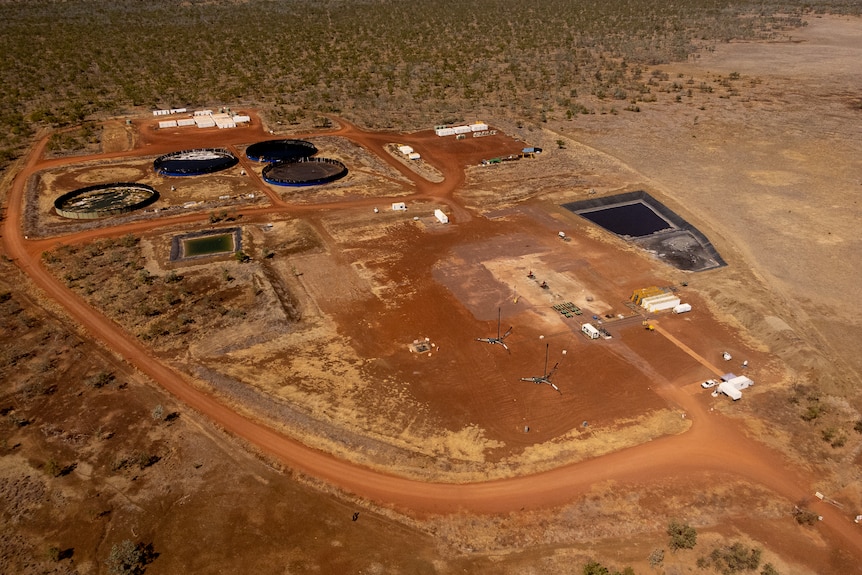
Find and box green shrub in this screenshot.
[667,520,697,551]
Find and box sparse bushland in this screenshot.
[41,236,280,350]
[698,541,763,574]
[1,0,858,169]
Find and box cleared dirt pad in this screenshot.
[3,16,862,575]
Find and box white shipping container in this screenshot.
[452,125,472,134]
[673,303,692,314]
[176,118,196,127]
[158,120,178,129]
[647,297,681,313]
[407,152,421,160]
[582,323,600,339]
[435,128,455,137]
[470,123,489,132]
[434,209,449,224]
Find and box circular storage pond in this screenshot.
[154,148,238,176]
[246,139,317,163]
[54,183,159,219]
[262,157,347,187]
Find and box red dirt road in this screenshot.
[4,118,862,561]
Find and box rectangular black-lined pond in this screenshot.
[578,201,673,238]
[563,191,725,272]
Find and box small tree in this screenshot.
[793,507,819,525]
[667,520,697,551]
[583,560,609,575]
[106,540,143,575]
[43,458,61,477]
[649,548,665,567]
[151,405,164,421]
[106,540,155,575]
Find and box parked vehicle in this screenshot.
[701,379,718,389]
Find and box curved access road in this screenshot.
[3,120,861,562]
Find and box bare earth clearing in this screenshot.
[2,15,862,575]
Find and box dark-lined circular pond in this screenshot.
[154,148,238,176]
[563,191,725,272]
[245,139,317,163]
[262,157,347,187]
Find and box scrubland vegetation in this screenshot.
[0,0,860,169]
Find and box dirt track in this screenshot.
[5,106,862,565]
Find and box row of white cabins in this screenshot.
[153,108,251,130]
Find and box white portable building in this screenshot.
[177,118,196,127]
[452,125,472,134]
[232,115,251,124]
[718,381,742,400]
[407,152,421,160]
[727,375,754,390]
[435,127,455,137]
[171,108,187,114]
[650,297,681,313]
[639,292,672,309]
[582,323,600,339]
[158,120,178,129]
[194,109,214,116]
[673,303,692,314]
[212,113,235,129]
[398,145,413,155]
[470,122,489,132]
[434,209,449,224]
[642,293,681,313]
[194,116,216,128]
[391,202,407,211]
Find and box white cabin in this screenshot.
[582,323,600,339]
